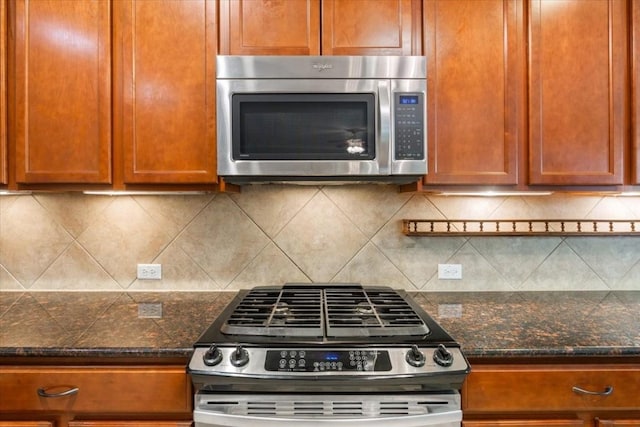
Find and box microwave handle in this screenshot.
[377,81,391,173]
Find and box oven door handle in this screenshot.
[194,408,462,427]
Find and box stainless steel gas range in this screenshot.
[187,284,470,427]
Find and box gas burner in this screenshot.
[355,302,373,315]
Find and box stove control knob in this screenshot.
[230,345,250,367]
[433,344,454,367]
[405,345,426,368]
[203,345,223,366]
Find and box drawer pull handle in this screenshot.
[37,386,79,398]
[572,385,613,396]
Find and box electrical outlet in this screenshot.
[438,264,462,280]
[138,303,163,319]
[137,263,162,280]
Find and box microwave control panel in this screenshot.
[394,93,425,160]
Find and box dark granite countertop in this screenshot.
[0,291,638,361]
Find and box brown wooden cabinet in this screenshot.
[1,0,6,185]
[113,0,217,185]
[462,363,640,426]
[321,0,421,56]
[0,365,192,426]
[596,421,640,427]
[528,0,628,186]
[219,0,320,55]
[422,0,524,185]
[218,0,421,56]
[633,0,639,185]
[12,0,112,184]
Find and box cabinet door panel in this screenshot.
[463,365,640,412]
[322,0,420,55]
[528,0,626,185]
[633,0,639,184]
[596,421,640,427]
[69,423,191,427]
[1,0,6,184]
[14,0,111,184]
[115,0,217,184]
[423,0,522,184]
[0,424,53,427]
[463,422,584,427]
[0,366,191,414]
[219,0,320,55]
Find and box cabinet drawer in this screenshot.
[463,365,640,412]
[0,366,191,414]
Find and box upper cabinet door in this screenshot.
[1,0,6,185]
[114,0,217,184]
[322,0,421,55]
[14,0,111,184]
[219,0,320,55]
[633,0,639,185]
[423,0,523,185]
[528,0,627,185]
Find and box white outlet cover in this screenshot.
[137,264,162,280]
[438,263,462,280]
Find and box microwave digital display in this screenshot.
[399,95,419,105]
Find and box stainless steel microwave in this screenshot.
[216,55,427,184]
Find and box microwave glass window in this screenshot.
[232,94,376,160]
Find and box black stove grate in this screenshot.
[220,285,429,338]
[324,287,428,337]
[222,287,324,337]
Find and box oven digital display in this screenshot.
[265,350,392,372]
[399,95,419,105]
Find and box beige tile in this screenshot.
[0,196,73,287]
[520,242,609,290]
[469,236,562,285]
[176,195,270,287]
[613,262,640,290]
[489,197,539,219]
[31,242,121,291]
[275,191,368,282]
[0,265,24,291]
[0,195,21,214]
[617,196,640,218]
[566,237,640,288]
[522,194,601,219]
[586,197,639,220]
[227,242,309,290]
[133,194,214,238]
[77,197,173,287]
[34,193,113,238]
[424,241,513,291]
[333,242,415,289]
[372,194,465,287]
[230,184,318,238]
[129,243,218,291]
[323,184,413,238]
[427,195,505,219]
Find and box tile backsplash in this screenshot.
[1,186,639,292]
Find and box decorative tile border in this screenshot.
[403,219,639,236]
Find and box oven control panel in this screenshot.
[394,93,425,160]
[265,349,392,372]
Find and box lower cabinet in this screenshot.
[0,365,192,427]
[462,363,640,427]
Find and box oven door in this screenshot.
[194,392,462,427]
[216,79,391,178]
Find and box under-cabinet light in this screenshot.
[434,191,554,197]
[0,190,32,196]
[82,191,210,196]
